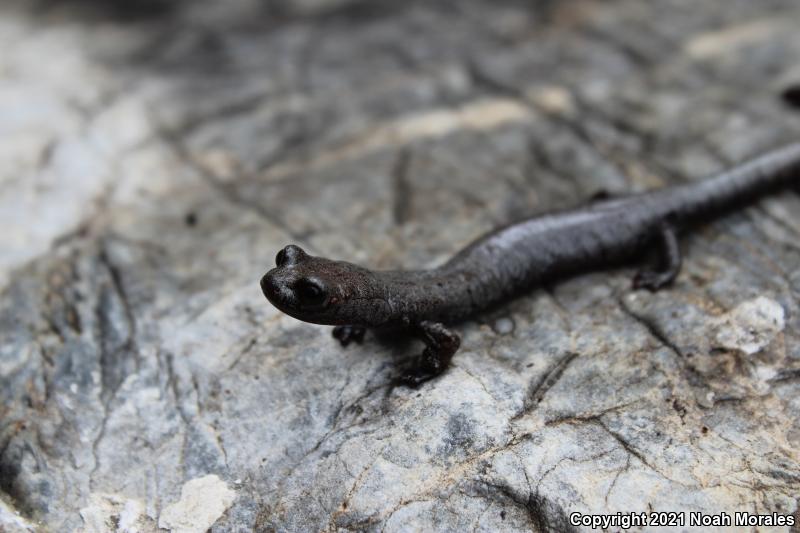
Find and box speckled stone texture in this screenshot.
[1,1,800,531]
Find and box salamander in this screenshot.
[260,143,800,387]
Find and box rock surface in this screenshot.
[1,0,800,531]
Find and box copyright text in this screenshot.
[569,511,795,529]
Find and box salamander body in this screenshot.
[261,143,800,386]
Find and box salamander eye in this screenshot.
[275,248,287,267]
[276,244,307,267]
[294,279,327,307]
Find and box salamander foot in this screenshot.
[633,223,682,292]
[633,270,676,292]
[332,325,366,347]
[395,321,460,388]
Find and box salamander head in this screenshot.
[260,244,381,326]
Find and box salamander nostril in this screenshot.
[260,273,277,298]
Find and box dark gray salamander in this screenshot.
[261,143,800,386]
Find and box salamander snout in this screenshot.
[260,268,328,309]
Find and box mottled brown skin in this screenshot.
[261,143,800,387]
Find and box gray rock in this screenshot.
[1,0,799,531]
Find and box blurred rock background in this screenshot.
[1,0,799,531]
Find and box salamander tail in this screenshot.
[670,142,800,219]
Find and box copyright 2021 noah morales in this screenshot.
[569,511,795,529]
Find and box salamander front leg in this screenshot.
[633,224,682,291]
[332,325,366,347]
[589,189,615,201]
[397,321,461,388]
